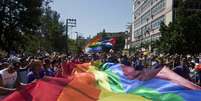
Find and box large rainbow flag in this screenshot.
[2,62,201,101]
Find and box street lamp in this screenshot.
[66,18,76,55]
[140,34,143,48]
[144,29,154,52]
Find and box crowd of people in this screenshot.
[85,50,201,86]
[0,52,66,98]
[0,50,201,98]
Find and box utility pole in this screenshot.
[66,18,76,55]
[75,32,79,53]
[75,32,78,46]
[66,19,68,55]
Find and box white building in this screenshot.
[131,0,173,48]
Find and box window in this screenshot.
[141,23,151,37]
[141,0,152,13]
[151,16,165,30]
[151,0,165,17]
[134,8,141,18]
[134,29,141,37]
[141,26,147,36]
[146,23,152,32]
[134,18,141,27]
[141,10,151,25]
[134,0,145,9]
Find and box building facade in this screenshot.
[123,24,132,55]
[131,0,201,49]
[124,24,132,50]
[131,0,173,48]
[97,29,126,40]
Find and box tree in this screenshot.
[0,0,86,54]
[0,0,44,52]
[41,8,66,51]
[113,36,125,51]
[39,7,66,52]
[156,22,185,54]
[156,0,201,55]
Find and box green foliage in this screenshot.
[113,36,125,51]
[156,22,185,54]
[39,7,66,52]
[0,0,73,53]
[129,47,137,54]
[156,0,201,55]
[23,34,41,54]
[0,0,44,51]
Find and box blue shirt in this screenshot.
[44,68,55,77]
[27,69,45,83]
[17,67,28,84]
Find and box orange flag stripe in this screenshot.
[57,73,101,101]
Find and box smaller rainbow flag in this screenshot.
[86,35,101,48]
[85,37,116,53]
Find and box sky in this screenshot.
[50,0,132,38]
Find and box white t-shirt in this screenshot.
[0,68,17,88]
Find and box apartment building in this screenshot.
[131,0,173,48]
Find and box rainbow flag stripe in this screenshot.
[2,62,201,101]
